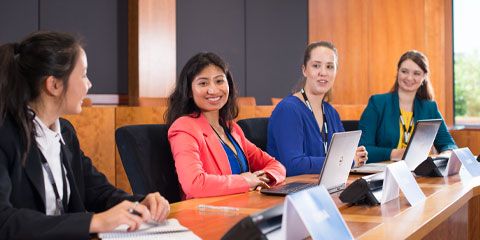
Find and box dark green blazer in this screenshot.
[358,92,457,163]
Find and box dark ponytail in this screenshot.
[0,43,18,120]
[0,31,81,164]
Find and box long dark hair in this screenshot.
[0,31,82,164]
[293,41,338,102]
[390,50,434,100]
[165,52,238,129]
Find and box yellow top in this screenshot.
[397,110,414,149]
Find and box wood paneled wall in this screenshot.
[128,0,176,105]
[451,129,480,156]
[332,104,366,120]
[309,0,453,125]
[63,107,116,184]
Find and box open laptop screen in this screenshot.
[401,119,442,171]
[318,130,362,192]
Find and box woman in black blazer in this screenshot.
[0,31,170,239]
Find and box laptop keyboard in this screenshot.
[263,182,317,195]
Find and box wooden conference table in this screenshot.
[169,172,480,239]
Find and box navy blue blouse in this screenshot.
[267,95,345,176]
[221,130,249,174]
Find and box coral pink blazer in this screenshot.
[168,114,286,199]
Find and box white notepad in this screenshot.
[98,218,200,240]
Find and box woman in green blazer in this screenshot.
[358,50,457,163]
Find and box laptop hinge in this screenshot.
[327,183,346,193]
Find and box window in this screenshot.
[454,0,480,126]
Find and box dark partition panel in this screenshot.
[177,0,307,104]
[0,0,38,44]
[39,0,128,94]
[177,0,246,95]
[245,0,308,104]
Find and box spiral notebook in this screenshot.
[98,218,200,240]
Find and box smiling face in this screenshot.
[396,59,425,94]
[302,46,337,97]
[61,48,92,115]
[191,64,229,113]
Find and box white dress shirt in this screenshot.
[33,116,70,215]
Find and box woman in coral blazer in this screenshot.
[166,52,286,199]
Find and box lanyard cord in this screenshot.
[210,125,248,173]
[300,88,328,153]
[39,148,68,215]
[399,108,414,146]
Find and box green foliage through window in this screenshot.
[454,0,480,125]
[454,51,480,117]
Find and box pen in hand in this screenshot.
[129,208,163,227]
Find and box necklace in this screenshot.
[210,124,248,173]
[300,88,329,153]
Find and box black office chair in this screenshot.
[342,120,359,132]
[237,117,269,152]
[116,124,182,203]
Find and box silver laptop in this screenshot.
[351,119,442,173]
[318,130,362,192]
[402,119,442,171]
[261,130,362,195]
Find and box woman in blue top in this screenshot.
[358,50,457,163]
[267,41,368,176]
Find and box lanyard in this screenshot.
[39,149,68,215]
[211,125,248,173]
[399,109,414,146]
[300,88,329,153]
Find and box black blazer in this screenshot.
[0,116,143,240]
